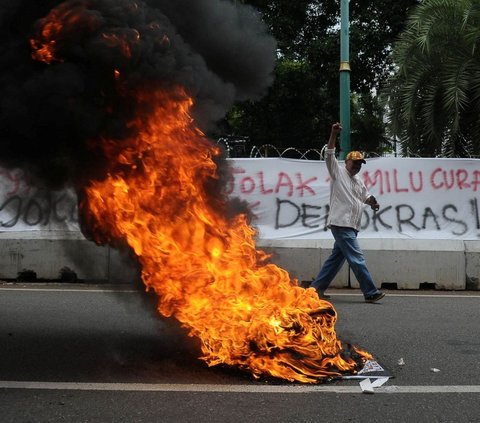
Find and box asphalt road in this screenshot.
[1,283,479,423]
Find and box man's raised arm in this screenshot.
[327,122,342,149]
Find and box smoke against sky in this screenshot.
[0,0,276,188]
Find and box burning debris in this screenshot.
[0,0,371,383]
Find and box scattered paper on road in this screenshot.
[360,377,390,394]
[360,378,375,394]
[343,359,392,379]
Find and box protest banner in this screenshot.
[227,157,480,240]
[1,157,479,240]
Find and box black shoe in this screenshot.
[318,292,331,300]
[365,291,385,303]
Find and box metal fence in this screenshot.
[216,137,386,160]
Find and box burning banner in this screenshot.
[0,0,371,383]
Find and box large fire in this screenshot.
[29,1,372,383]
[83,87,371,383]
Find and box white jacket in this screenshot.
[325,148,370,231]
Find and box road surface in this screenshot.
[1,284,479,422]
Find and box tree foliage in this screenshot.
[226,59,328,149]
[387,0,480,157]
[222,1,419,155]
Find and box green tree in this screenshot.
[227,59,328,150]
[388,0,480,157]
[351,93,390,155]
[225,0,418,156]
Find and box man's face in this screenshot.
[345,159,363,176]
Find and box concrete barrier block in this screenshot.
[465,241,480,290]
[257,238,467,290]
[0,230,475,289]
[0,235,109,281]
[0,231,135,282]
[351,239,466,290]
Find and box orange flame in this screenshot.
[29,2,95,64]
[30,2,138,65]
[30,17,65,64]
[80,87,372,383]
[101,29,140,59]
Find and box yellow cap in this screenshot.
[346,151,366,163]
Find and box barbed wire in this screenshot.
[216,138,480,160]
[249,145,326,160]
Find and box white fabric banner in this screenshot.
[227,157,480,240]
[0,168,79,232]
[1,158,480,240]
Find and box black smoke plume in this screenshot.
[0,0,276,189]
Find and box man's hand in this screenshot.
[367,195,380,211]
[331,122,342,136]
[327,122,342,149]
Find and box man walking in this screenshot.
[310,122,385,303]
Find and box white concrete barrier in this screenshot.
[465,241,480,290]
[0,231,478,290]
[257,238,478,291]
[0,231,140,283]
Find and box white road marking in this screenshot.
[1,285,479,298]
[1,381,480,394]
[0,286,140,293]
